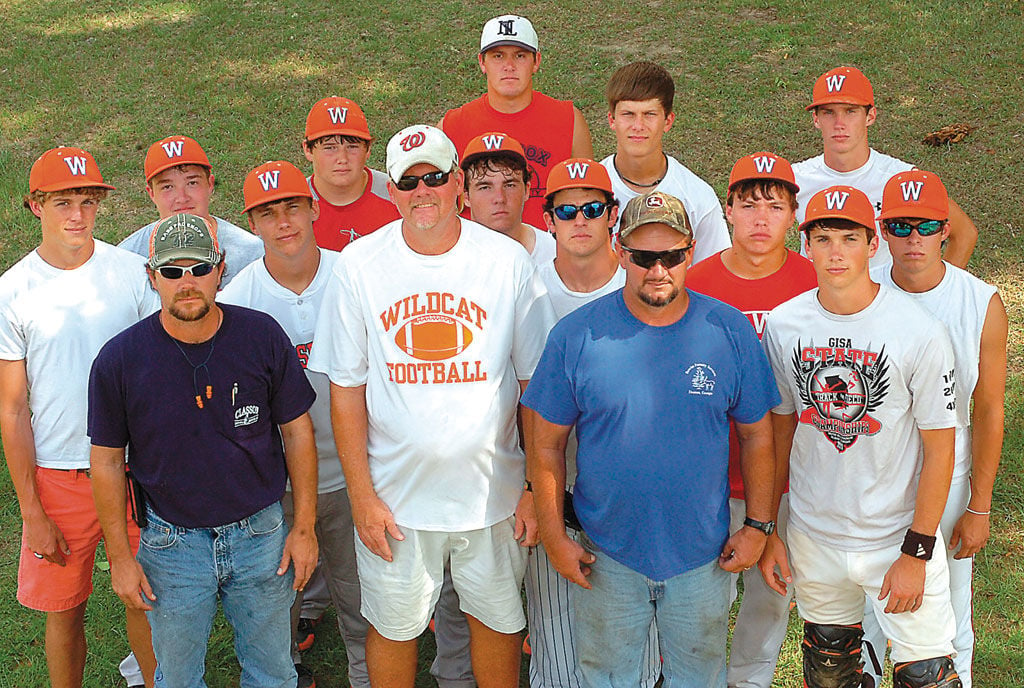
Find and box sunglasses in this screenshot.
[552,201,610,221]
[621,245,692,270]
[883,219,945,238]
[395,169,452,192]
[157,262,216,279]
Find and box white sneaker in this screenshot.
[119,652,144,687]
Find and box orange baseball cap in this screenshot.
[29,146,115,193]
[799,185,875,232]
[305,96,372,142]
[879,170,949,221]
[545,158,613,198]
[242,160,313,213]
[144,136,211,182]
[728,152,799,193]
[806,66,874,110]
[460,132,527,169]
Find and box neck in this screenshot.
[487,88,533,114]
[720,246,788,279]
[313,170,367,206]
[623,289,689,327]
[553,248,619,293]
[36,238,95,270]
[823,145,870,173]
[614,152,667,189]
[264,247,322,295]
[888,260,946,294]
[402,215,462,256]
[816,278,880,316]
[161,304,223,344]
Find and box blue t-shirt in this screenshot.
[522,290,780,580]
[88,304,316,528]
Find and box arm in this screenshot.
[513,379,539,547]
[528,409,594,588]
[278,412,318,590]
[879,426,955,613]
[330,382,402,561]
[0,359,70,564]
[91,444,155,610]
[759,411,797,595]
[719,412,774,573]
[569,106,594,159]
[949,293,1007,558]
[942,198,978,268]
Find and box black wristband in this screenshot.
[900,529,937,561]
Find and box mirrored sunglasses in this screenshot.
[157,263,216,279]
[552,201,610,221]
[395,170,452,192]
[883,219,945,238]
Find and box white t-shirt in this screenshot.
[763,286,956,550]
[0,242,159,469]
[873,263,997,479]
[601,154,731,265]
[529,225,557,266]
[793,149,914,268]
[537,262,626,321]
[119,215,264,287]
[308,219,556,531]
[218,250,344,493]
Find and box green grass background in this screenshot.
[1,1,1022,686]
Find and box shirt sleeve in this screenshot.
[87,340,129,448]
[520,322,580,427]
[689,198,732,265]
[511,259,557,380]
[908,319,958,430]
[762,316,798,415]
[0,291,26,360]
[726,312,782,424]
[307,257,369,387]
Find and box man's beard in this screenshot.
[169,290,212,322]
[638,285,680,307]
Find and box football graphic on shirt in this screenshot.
[394,314,474,361]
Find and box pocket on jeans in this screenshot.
[246,504,284,536]
[140,523,178,550]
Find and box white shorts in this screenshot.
[787,527,956,663]
[355,516,528,641]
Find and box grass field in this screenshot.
[1,1,1022,686]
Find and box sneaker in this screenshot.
[296,663,317,688]
[119,652,145,688]
[297,617,316,652]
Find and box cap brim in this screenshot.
[35,180,116,192]
[480,40,537,53]
[805,96,873,111]
[877,206,948,221]
[242,190,314,214]
[149,248,222,269]
[146,160,211,182]
[305,128,373,143]
[460,150,527,171]
[728,176,800,194]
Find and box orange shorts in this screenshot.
[17,466,140,612]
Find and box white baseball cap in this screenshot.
[386,125,459,182]
[480,15,538,53]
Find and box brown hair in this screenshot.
[23,186,108,210]
[462,154,531,192]
[303,134,370,151]
[606,62,674,114]
[803,218,875,243]
[727,180,798,210]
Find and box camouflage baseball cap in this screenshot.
[148,213,223,269]
[619,191,692,241]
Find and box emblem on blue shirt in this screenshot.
[686,363,717,396]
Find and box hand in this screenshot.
[109,557,156,611]
[23,512,70,566]
[758,532,792,596]
[278,527,318,591]
[719,526,767,573]
[878,554,926,614]
[949,510,990,559]
[546,535,596,589]
[351,493,404,562]
[513,490,539,547]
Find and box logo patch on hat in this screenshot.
[900,181,924,202]
[824,190,850,210]
[564,162,589,179]
[481,134,505,150]
[160,140,185,158]
[63,156,88,176]
[825,74,847,93]
[645,194,665,208]
[400,131,426,151]
[497,19,516,35]
[327,106,348,124]
[257,170,281,191]
[753,155,777,174]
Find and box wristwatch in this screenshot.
[743,517,776,536]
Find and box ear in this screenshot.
[867,228,879,258]
[865,105,877,127]
[247,213,259,236]
[607,110,615,129]
[145,183,156,204]
[940,220,951,242]
[29,199,44,219]
[607,204,620,230]
[207,172,216,193]
[812,109,822,131]
[616,241,629,270]
[310,198,321,222]
[477,52,487,74]
[302,141,314,163]
[663,111,676,132]
[532,51,542,74]
[725,202,734,225]
[542,211,555,233]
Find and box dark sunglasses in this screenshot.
[883,219,945,238]
[158,262,216,279]
[621,245,692,270]
[552,201,610,221]
[395,169,452,192]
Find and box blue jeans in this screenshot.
[574,531,729,688]
[137,502,297,688]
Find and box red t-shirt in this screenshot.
[443,92,575,228]
[310,172,399,251]
[687,250,818,499]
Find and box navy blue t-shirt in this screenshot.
[522,290,780,580]
[89,304,316,528]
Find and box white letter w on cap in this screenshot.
[63,156,88,176]
[900,181,923,202]
[753,156,776,173]
[258,170,281,191]
[481,134,505,150]
[824,190,849,209]
[327,107,348,124]
[825,74,847,93]
[161,141,184,158]
[565,162,589,179]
